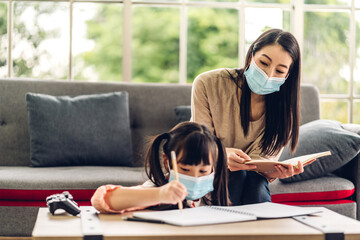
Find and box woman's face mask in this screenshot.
[244,59,287,95]
[169,170,214,200]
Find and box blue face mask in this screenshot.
[169,170,214,200]
[244,59,287,95]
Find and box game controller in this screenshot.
[46,191,81,216]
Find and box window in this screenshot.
[355,101,360,123]
[355,10,360,97]
[321,99,349,123]
[305,0,350,5]
[0,2,7,78]
[303,11,350,95]
[2,0,359,123]
[73,3,123,81]
[245,7,290,54]
[187,7,238,83]
[13,1,69,79]
[132,6,180,83]
[302,1,358,122]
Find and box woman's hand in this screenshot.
[158,181,187,204]
[262,160,307,179]
[226,148,257,171]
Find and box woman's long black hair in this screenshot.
[228,29,301,156]
[144,121,230,207]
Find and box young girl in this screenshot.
[91,121,230,213]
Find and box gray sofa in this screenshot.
[0,79,359,237]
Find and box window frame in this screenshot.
[2,0,359,123]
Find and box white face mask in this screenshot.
[244,59,287,95]
[168,170,214,200]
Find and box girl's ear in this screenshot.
[163,153,170,172]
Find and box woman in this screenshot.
[191,29,304,205]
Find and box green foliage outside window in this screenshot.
[246,0,290,3]
[305,0,350,4]
[303,11,356,94]
[132,7,179,83]
[321,100,348,123]
[187,8,238,83]
[11,2,68,79]
[0,3,6,76]
[75,5,123,81]
[354,101,360,123]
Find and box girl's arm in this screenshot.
[91,181,187,213]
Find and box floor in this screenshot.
[0,237,31,240]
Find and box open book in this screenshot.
[128,202,322,226]
[245,151,331,172]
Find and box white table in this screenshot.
[32,207,360,240]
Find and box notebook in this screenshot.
[129,202,322,226]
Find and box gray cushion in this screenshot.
[279,119,360,183]
[26,92,133,167]
[174,105,191,123]
[342,123,360,135]
[270,176,355,196]
[270,176,356,219]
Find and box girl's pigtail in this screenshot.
[212,137,230,206]
[145,133,170,187]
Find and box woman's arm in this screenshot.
[92,181,187,213]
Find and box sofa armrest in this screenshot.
[300,84,320,125]
[353,154,360,220]
[341,123,360,220]
[330,152,359,220]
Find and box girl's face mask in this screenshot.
[168,170,214,200]
[244,59,287,95]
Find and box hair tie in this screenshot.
[159,132,170,141]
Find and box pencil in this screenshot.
[170,151,183,211]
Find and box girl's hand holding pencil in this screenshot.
[158,151,187,206]
[158,181,187,205]
[171,151,184,210]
